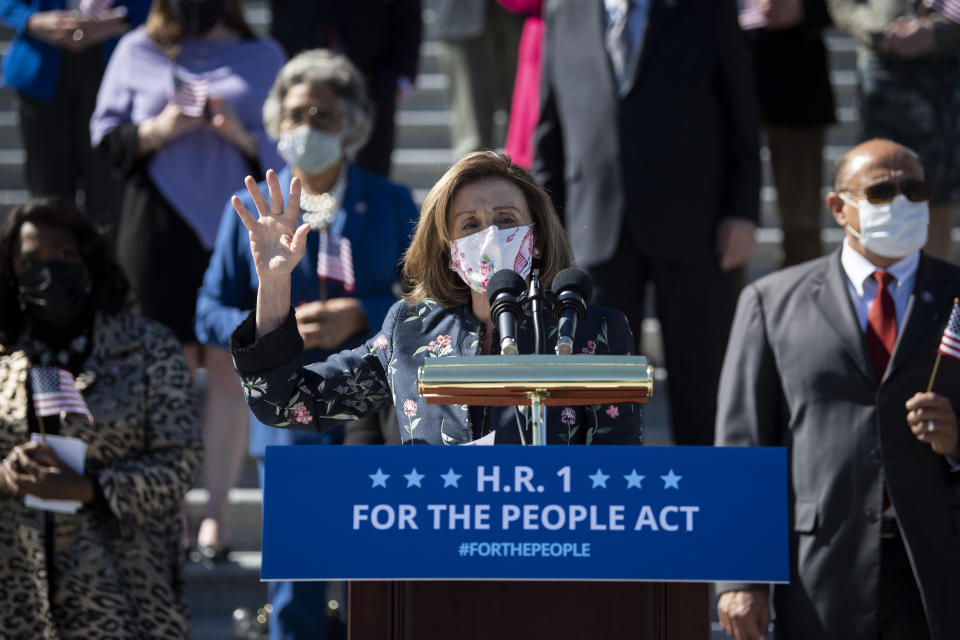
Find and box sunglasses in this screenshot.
[841,179,931,205]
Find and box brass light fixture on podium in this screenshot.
[417,355,654,445]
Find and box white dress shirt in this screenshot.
[604,0,652,77]
[840,238,919,333]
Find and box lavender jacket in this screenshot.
[90,27,285,249]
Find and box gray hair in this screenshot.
[262,49,374,159]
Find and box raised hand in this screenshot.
[233,170,310,337]
[233,169,309,282]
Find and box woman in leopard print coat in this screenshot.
[0,199,201,639]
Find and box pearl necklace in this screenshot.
[300,167,347,230]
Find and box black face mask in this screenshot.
[18,260,91,328]
[172,0,227,37]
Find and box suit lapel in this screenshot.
[811,251,877,385]
[886,254,954,382]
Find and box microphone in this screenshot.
[487,269,526,355]
[551,268,593,355]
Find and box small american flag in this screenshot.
[938,299,960,361]
[317,231,355,293]
[78,0,114,18]
[172,69,209,118]
[29,367,94,425]
[924,0,960,23]
[738,0,768,29]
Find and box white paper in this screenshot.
[461,431,496,446]
[24,433,87,514]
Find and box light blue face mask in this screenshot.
[277,124,343,175]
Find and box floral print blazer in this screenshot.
[231,298,644,445]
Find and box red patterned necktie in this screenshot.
[866,270,897,378]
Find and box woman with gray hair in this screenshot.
[195,48,417,639]
[261,48,374,165]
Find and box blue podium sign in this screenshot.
[262,445,788,582]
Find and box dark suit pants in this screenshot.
[766,124,826,267]
[354,71,397,178]
[878,523,930,640]
[587,235,739,445]
[17,46,121,231]
[439,1,524,158]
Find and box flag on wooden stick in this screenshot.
[938,298,960,361]
[29,367,94,426]
[317,230,355,293]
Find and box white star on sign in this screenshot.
[588,468,610,488]
[404,468,425,488]
[440,468,462,488]
[624,469,645,489]
[369,468,389,488]
[661,469,682,490]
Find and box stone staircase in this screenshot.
[1,4,948,638]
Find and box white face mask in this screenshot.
[839,193,929,258]
[277,125,343,175]
[449,224,535,294]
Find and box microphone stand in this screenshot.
[526,269,547,445]
[528,269,545,355]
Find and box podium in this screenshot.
[348,355,705,638]
[348,581,708,639]
[260,359,788,639]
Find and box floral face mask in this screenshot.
[449,224,535,294]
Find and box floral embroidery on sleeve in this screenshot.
[240,376,267,402]
[290,401,312,424]
[414,333,453,357]
[558,406,580,444]
[402,399,421,438]
[403,298,439,330]
[585,404,615,444]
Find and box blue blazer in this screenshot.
[195,164,419,456]
[0,0,151,100]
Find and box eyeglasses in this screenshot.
[281,104,339,130]
[840,179,931,205]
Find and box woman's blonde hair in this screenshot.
[403,151,573,308]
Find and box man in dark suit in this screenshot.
[715,139,960,640]
[268,0,422,177]
[532,0,760,445]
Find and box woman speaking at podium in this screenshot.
[229,152,642,445]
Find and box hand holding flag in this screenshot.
[922,0,960,24]
[926,298,960,392]
[172,68,210,118]
[78,0,115,19]
[29,366,94,432]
